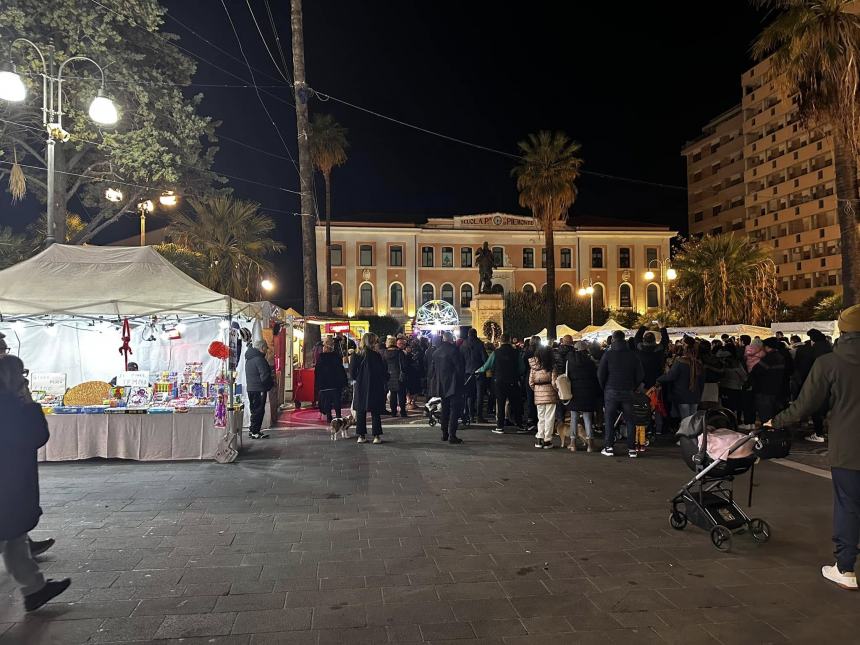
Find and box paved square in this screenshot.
[0,421,851,644]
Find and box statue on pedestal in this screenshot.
[475,241,496,294]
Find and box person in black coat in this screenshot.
[793,329,833,442]
[633,326,669,389]
[750,338,788,423]
[349,333,389,443]
[460,329,487,422]
[597,330,645,457]
[431,331,467,443]
[315,339,348,422]
[566,344,602,450]
[0,355,71,611]
[384,338,408,418]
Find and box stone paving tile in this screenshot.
[153,612,237,639]
[133,595,218,615]
[231,608,313,634]
[87,615,166,643]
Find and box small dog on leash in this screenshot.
[329,414,354,441]
[555,420,589,451]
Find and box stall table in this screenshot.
[39,410,242,462]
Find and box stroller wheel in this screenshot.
[710,525,732,552]
[749,518,771,543]
[428,419,437,427]
[669,511,687,531]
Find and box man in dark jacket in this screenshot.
[633,326,669,388]
[598,330,645,458]
[245,340,274,439]
[750,338,787,424]
[794,329,833,443]
[767,305,860,591]
[460,328,487,423]
[432,332,466,444]
[478,333,525,434]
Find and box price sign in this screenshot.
[117,371,150,387]
[29,373,67,396]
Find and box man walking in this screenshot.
[766,305,860,590]
[598,330,644,458]
[244,340,274,439]
[478,333,525,434]
[431,332,466,444]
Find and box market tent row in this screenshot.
[531,324,581,341]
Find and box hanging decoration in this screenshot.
[214,386,227,429]
[9,148,26,203]
[118,319,133,370]
[207,341,230,360]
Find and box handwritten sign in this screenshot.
[116,370,150,387]
[29,373,67,396]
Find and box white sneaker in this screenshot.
[534,441,543,448]
[822,563,858,590]
[805,433,826,443]
[372,436,383,444]
[491,428,504,434]
[357,436,367,444]
[600,448,614,457]
[628,450,638,459]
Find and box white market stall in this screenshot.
[0,245,263,462]
[531,324,581,341]
[579,319,630,341]
[665,324,772,341]
[770,320,839,340]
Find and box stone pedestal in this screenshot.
[469,293,505,340]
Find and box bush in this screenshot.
[814,293,842,321]
[503,290,607,339]
[365,315,400,340]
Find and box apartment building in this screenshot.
[683,59,843,306]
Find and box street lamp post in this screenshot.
[577,279,595,326]
[135,192,178,246]
[0,39,119,247]
[644,258,677,308]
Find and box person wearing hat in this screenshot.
[793,328,833,443]
[766,304,860,591]
[244,340,274,439]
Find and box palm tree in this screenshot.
[752,0,860,306]
[673,233,779,326]
[512,131,583,341]
[166,196,284,301]
[309,114,349,313]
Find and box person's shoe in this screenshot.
[805,433,826,443]
[586,438,594,453]
[249,432,260,439]
[441,435,449,442]
[492,428,505,434]
[449,437,463,445]
[357,436,367,444]
[515,427,531,435]
[372,436,383,444]
[822,564,858,590]
[534,440,543,448]
[600,448,614,457]
[628,450,638,459]
[542,441,554,450]
[24,578,71,612]
[29,538,55,557]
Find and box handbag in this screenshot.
[555,357,573,403]
[214,430,239,464]
[754,428,791,460]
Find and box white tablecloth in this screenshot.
[39,411,241,462]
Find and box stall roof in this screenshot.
[0,244,252,318]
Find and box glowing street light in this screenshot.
[644,258,676,306]
[159,190,178,207]
[0,69,26,102]
[260,278,275,292]
[105,187,123,203]
[577,279,596,326]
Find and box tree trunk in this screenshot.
[545,221,557,342]
[833,137,860,307]
[324,169,332,314]
[291,0,321,365]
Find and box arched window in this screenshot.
[460,283,473,308]
[421,283,435,304]
[331,283,343,309]
[541,283,549,297]
[646,283,660,309]
[559,283,573,298]
[441,283,455,305]
[390,283,404,309]
[619,283,633,309]
[593,283,605,310]
[359,283,374,309]
[522,283,535,295]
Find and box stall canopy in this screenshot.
[0,244,253,318]
[665,324,772,340]
[579,319,629,337]
[532,324,581,340]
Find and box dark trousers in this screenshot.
[525,386,537,428]
[720,388,743,421]
[482,376,494,419]
[464,377,478,420]
[754,393,781,424]
[812,410,826,436]
[318,388,342,420]
[604,390,635,452]
[494,381,521,429]
[356,411,382,437]
[249,391,267,434]
[441,394,463,440]
[389,388,407,416]
[832,467,860,573]
[741,389,756,425]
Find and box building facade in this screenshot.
[315,214,675,325]
[683,58,843,306]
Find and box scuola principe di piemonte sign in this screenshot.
[456,215,534,228]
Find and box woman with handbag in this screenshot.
[350,333,389,444]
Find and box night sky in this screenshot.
[8,2,769,308]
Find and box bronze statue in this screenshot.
[476,241,496,294]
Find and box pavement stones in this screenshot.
[0,421,851,643]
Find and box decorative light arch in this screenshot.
[415,299,460,331]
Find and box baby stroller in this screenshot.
[669,407,779,552]
[424,374,474,428]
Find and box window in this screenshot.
[522,248,534,268]
[359,245,373,266]
[541,284,549,296]
[359,283,373,308]
[523,283,535,295]
[646,284,659,309]
[421,246,434,267]
[646,248,658,265]
[461,247,473,267]
[330,244,343,266]
[619,248,631,269]
[441,283,454,305]
[389,283,403,309]
[541,248,547,268]
[389,245,403,267]
[593,284,605,309]
[421,284,434,304]
[559,284,572,298]
[331,283,343,309]
[619,283,632,308]
[694,212,704,223]
[441,247,454,268]
[460,284,473,308]
[560,248,572,268]
[492,246,504,267]
[591,247,604,268]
